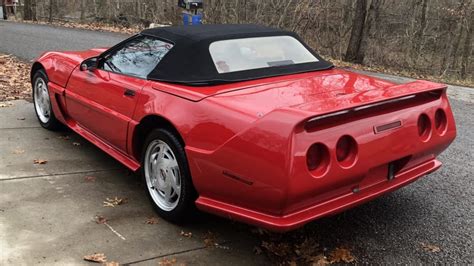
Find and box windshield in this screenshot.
[209,36,319,74]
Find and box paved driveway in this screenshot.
[0,21,473,264]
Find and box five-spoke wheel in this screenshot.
[141,128,196,222]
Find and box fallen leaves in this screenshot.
[94,215,108,224]
[203,231,218,247]
[328,247,355,263]
[145,217,159,224]
[57,135,71,140]
[252,228,356,265]
[83,253,107,263]
[311,255,330,266]
[0,102,14,108]
[158,258,177,266]
[421,243,441,253]
[0,54,31,102]
[103,197,127,207]
[12,149,25,154]
[17,19,143,35]
[84,176,97,182]
[180,231,193,238]
[33,159,48,165]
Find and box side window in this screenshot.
[102,36,173,78]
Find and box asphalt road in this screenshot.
[0,21,473,264]
[0,21,128,61]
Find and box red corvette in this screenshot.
[31,24,456,231]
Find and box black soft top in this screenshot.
[140,24,333,86]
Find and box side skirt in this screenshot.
[65,120,141,171]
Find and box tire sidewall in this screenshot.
[32,70,59,129]
[141,128,196,223]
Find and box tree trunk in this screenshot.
[80,0,86,22]
[344,0,368,63]
[48,0,54,23]
[24,0,32,20]
[358,0,382,64]
[412,0,428,58]
[461,8,473,79]
[440,0,468,75]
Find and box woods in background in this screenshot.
[15,0,474,81]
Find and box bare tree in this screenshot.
[461,6,473,78]
[23,0,37,21]
[27,0,473,81]
[48,0,54,23]
[344,0,368,63]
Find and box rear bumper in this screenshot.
[195,159,441,232]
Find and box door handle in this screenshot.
[124,88,136,97]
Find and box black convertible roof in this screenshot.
[139,24,333,86]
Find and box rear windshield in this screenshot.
[209,36,318,74]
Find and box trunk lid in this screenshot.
[205,68,446,119]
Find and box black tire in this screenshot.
[32,70,62,130]
[141,128,197,223]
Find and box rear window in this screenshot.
[209,36,318,74]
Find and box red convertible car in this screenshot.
[31,24,456,231]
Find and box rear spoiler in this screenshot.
[294,80,447,131]
[296,80,446,117]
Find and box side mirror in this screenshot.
[80,57,98,71]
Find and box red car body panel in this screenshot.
[33,48,456,231]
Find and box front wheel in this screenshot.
[32,70,61,130]
[141,128,197,223]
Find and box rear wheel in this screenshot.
[32,70,61,130]
[141,128,197,223]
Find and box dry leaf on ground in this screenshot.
[180,231,193,238]
[158,258,177,266]
[203,231,218,247]
[16,117,26,120]
[33,159,48,165]
[104,262,120,266]
[12,149,25,154]
[421,243,441,253]
[15,19,143,35]
[103,197,127,207]
[145,217,159,224]
[0,54,31,102]
[0,102,14,107]
[94,215,108,224]
[83,253,107,263]
[57,135,71,140]
[328,247,356,263]
[72,142,81,146]
[311,255,330,266]
[84,176,96,182]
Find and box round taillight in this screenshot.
[336,135,358,167]
[417,114,432,141]
[435,109,448,134]
[307,143,330,176]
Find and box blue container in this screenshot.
[191,14,202,25]
[183,12,202,25]
[183,13,190,25]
